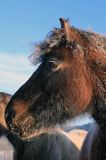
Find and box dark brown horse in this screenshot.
[5,18,106,160]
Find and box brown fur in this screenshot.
[6,19,106,135]
[5,18,106,160]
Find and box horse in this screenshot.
[5,18,106,160]
[0,92,87,160]
[0,92,11,130]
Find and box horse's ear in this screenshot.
[59,18,75,42]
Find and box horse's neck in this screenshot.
[92,96,106,129]
[91,95,106,159]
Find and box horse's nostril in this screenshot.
[5,111,9,122]
[5,104,15,130]
[5,113,12,130]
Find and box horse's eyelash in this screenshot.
[49,58,61,65]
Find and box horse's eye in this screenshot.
[49,59,59,68]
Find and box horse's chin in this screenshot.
[15,123,65,140]
[19,127,67,140]
[18,129,37,140]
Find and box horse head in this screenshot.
[5,18,106,138]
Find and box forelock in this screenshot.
[29,26,106,65]
[29,28,66,65]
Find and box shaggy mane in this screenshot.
[29,27,106,65]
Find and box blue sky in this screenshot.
[0,0,106,94]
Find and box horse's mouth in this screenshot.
[8,114,35,138]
